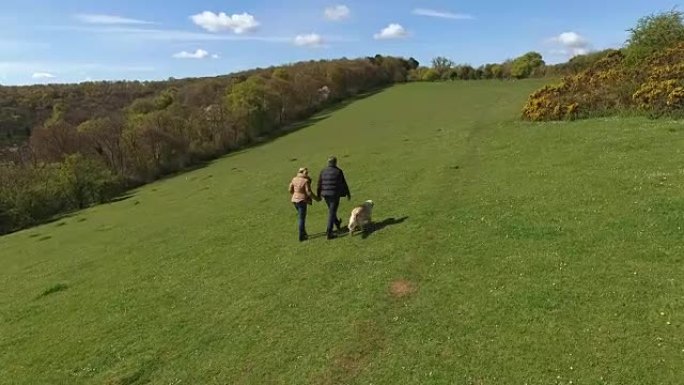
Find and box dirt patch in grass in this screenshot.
[389,279,417,298]
[311,320,385,385]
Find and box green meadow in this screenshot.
[2,80,683,384]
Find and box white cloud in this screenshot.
[190,11,259,34]
[1,61,154,74]
[74,14,154,25]
[294,33,325,47]
[554,32,588,48]
[412,8,474,20]
[173,49,210,59]
[32,72,56,79]
[211,54,220,59]
[549,31,591,57]
[0,62,155,85]
[324,5,350,21]
[44,26,293,43]
[373,23,407,40]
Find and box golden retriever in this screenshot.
[348,200,374,236]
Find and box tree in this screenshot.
[431,56,454,79]
[326,64,349,101]
[30,121,80,162]
[77,116,126,175]
[510,52,545,79]
[625,10,684,65]
[226,75,279,141]
[455,65,476,80]
[422,69,441,81]
[58,153,118,209]
[270,68,295,125]
[407,68,428,81]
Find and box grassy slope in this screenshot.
[2,80,684,385]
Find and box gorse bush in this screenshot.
[632,44,684,117]
[523,10,684,122]
[522,51,632,121]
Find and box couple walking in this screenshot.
[288,156,351,241]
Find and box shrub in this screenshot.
[422,69,441,82]
[630,43,684,117]
[625,10,684,66]
[57,154,121,209]
[522,51,633,121]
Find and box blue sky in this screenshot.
[0,0,679,85]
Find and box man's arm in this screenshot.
[316,172,323,198]
[339,171,351,200]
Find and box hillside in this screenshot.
[2,80,684,384]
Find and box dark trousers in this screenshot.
[324,196,341,235]
[293,201,308,240]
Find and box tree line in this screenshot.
[0,55,418,234]
[411,49,618,82]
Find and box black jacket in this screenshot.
[317,166,350,198]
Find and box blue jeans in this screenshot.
[324,196,341,236]
[293,201,308,240]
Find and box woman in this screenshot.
[288,167,318,242]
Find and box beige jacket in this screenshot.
[289,175,313,204]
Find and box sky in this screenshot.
[0,0,680,85]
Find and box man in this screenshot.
[317,156,351,239]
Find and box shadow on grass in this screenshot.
[37,283,68,299]
[361,216,409,239]
[107,195,134,204]
[305,215,409,242]
[308,226,351,241]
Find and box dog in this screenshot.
[348,200,374,236]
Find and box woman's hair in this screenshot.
[298,167,308,176]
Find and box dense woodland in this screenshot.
[0,56,417,234]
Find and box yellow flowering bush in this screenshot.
[523,45,684,121]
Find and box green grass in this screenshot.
[2,80,684,385]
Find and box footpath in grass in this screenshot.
[2,80,684,384]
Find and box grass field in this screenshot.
[2,80,684,385]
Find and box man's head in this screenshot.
[327,156,337,167]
